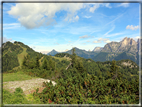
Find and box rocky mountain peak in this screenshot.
[93,47,103,52]
[120,37,136,47]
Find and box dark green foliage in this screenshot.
[2,41,23,72]
[22,54,36,69]
[114,52,136,62]
[3,88,29,104]
[41,58,50,70]
[33,68,139,104]
[3,41,23,54]
[48,58,55,71]
[93,52,112,62]
[83,60,100,75]
[14,87,23,94]
[3,41,139,104]
[71,48,77,68]
[3,52,19,72]
[35,55,40,68]
[55,53,71,58]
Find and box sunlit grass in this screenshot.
[3,71,38,82]
[17,47,27,68]
[53,56,71,61]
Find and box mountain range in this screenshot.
[47,37,141,65]
[2,38,140,74]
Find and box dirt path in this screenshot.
[3,78,56,95]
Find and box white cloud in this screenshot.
[126,25,139,30]
[104,3,112,8]
[117,3,129,8]
[89,3,111,13]
[8,3,84,29]
[134,36,140,41]
[1,37,15,45]
[135,36,140,39]
[89,3,100,13]
[79,35,90,39]
[3,23,21,30]
[93,38,111,43]
[84,16,92,18]
[69,15,79,22]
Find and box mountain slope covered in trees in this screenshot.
[2,41,140,104]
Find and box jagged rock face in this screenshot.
[101,37,137,53]
[93,47,103,52]
[120,37,136,47]
[101,42,120,52]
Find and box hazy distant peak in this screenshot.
[93,47,103,52]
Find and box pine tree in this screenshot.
[110,60,119,79]
[35,55,40,68]
[29,58,36,69]
[71,48,77,68]
[49,58,55,71]
[42,59,50,70]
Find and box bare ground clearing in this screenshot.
[3,78,56,95]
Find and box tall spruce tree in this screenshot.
[71,48,77,68]
[42,58,48,70]
[35,55,40,68]
[110,60,119,79]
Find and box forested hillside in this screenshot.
[2,41,140,104]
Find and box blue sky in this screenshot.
[3,2,140,53]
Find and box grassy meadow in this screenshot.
[3,71,38,82]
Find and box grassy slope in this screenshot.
[17,47,28,68]
[3,71,37,82]
[39,56,44,66]
[14,44,45,69]
[53,56,71,61]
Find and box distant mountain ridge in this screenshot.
[101,37,137,54]
[47,47,99,59]
[46,37,141,65]
[47,49,59,56]
[93,37,140,65]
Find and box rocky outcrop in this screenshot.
[101,37,137,54]
[93,47,103,52]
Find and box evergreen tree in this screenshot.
[71,48,77,68]
[22,54,30,69]
[42,59,48,70]
[110,60,119,79]
[35,55,40,68]
[29,58,36,69]
[49,58,55,71]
